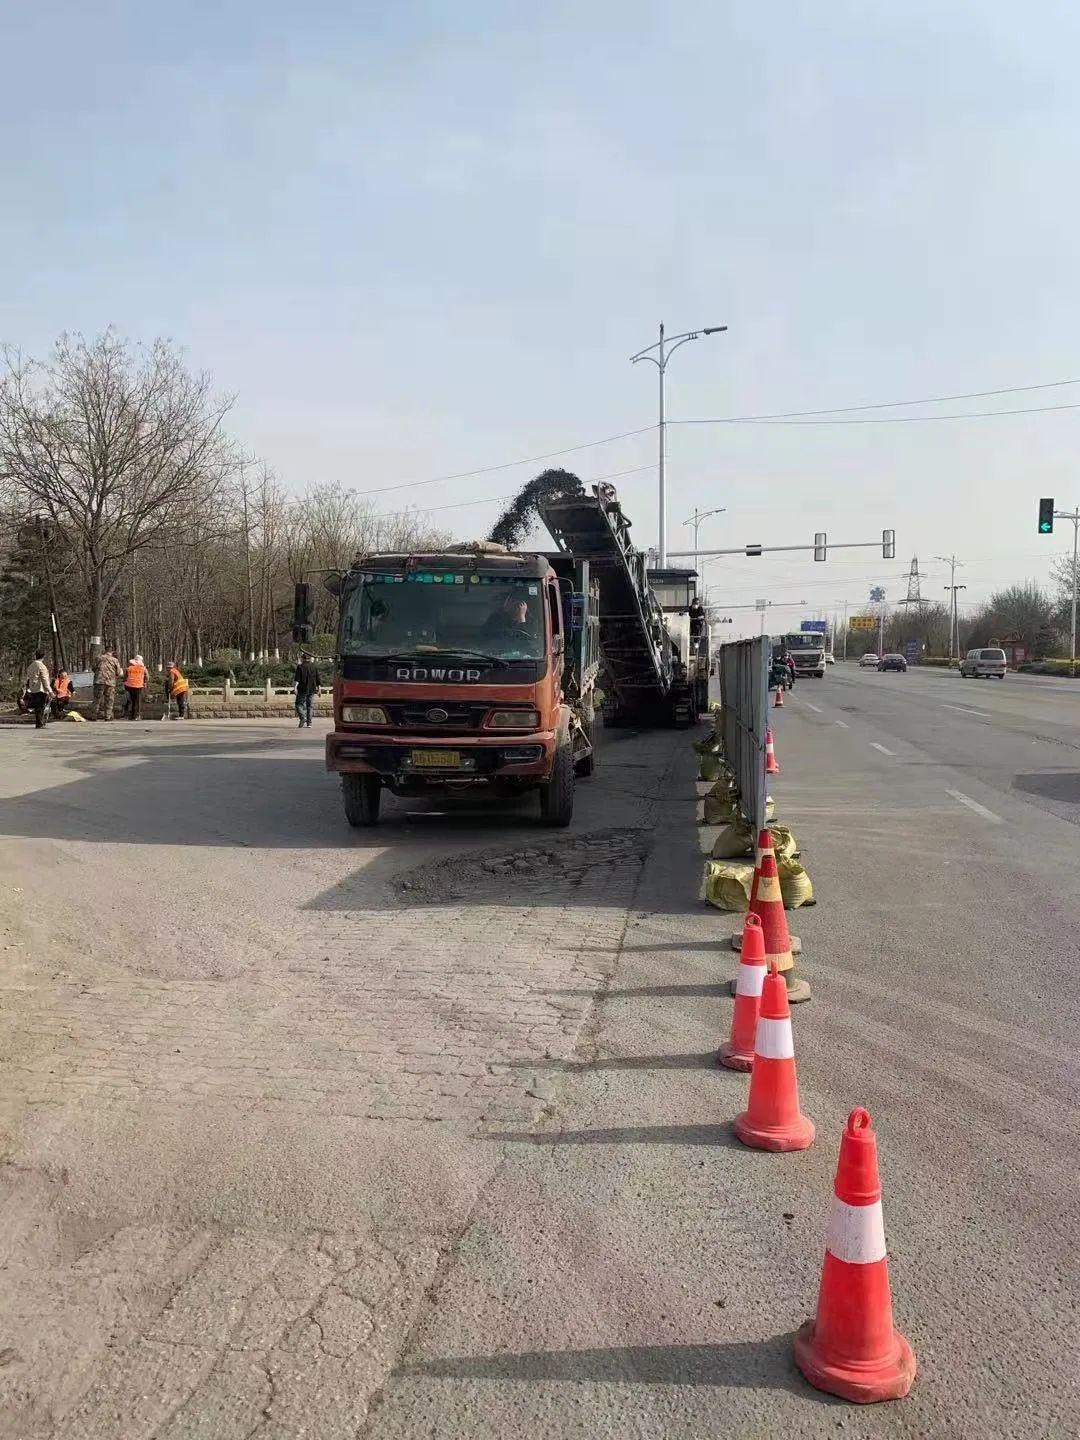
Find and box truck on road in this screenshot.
[779,630,827,679]
[310,484,697,828]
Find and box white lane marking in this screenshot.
[943,703,992,718]
[801,700,823,713]
[826,1199,887,1265]
[834,720,849,728]
[946,788,1003,823]
[870,742,895,756]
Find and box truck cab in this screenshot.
[317,546,597,827]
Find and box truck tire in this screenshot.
[342,773,381,827]
[539,741,574,826]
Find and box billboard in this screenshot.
[800,620,827,633]
[849,615,877,631]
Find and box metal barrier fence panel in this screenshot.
[718,637,769,832]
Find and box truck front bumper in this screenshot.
[325,729,557,780]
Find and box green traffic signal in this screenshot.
[1040,520,1053,532]
[1038,498,1054,534]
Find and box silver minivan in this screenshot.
[960,647,1007,679]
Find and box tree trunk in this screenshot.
[89,573,105,661]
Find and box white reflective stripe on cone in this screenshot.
[825,1198,887,1264]
[736,964,766,998]
[754,1016,794,1060]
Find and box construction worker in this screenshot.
[23,651,53,730]
[124,654,148,719]
[166,661,190,718]
[93,649,124,720]
[51,669,73,719]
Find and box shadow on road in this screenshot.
[496,1051,719,1073]
[490,1123,744,1146]
[399,1334,824,1399]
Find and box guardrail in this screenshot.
[187,680,329,703]
[716,636,769,832]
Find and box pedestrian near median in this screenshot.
[294,651,320,728]
[23,652,53,730]
[124,654,148,719]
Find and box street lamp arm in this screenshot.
[629,326,725,363]
[631,353,661,370]
[660,334,700,365]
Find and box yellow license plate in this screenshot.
[411,749,461,768]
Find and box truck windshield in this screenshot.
[341,572,546,661]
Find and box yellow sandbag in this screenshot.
[703,790,740,825]
[699,754,723,781]
[778,857,814,908]
[765,795,775,821]
[64,710,87,723]
[768,823,797,860]
[704,859,756,911]
[710,820,754,859]
[692,736,722,756]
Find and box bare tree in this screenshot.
[0,330,232,657]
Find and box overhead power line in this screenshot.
[374,463,658,518]
[672,376,1080,424]
[353,426,656,498]
[676,401,1080,427]
[354,374,1080,505]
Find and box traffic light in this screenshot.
[814,532,827,561]
[292,581,313,643]
[882,529,895,560]
[1038,498,1054,534]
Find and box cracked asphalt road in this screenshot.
[0,718,671,1438]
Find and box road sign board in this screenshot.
[849,615,877,631]
[801,620,827,632]
[904,640,919,660]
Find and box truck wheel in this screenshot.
[342,773,382,827]
[539,741,574,826]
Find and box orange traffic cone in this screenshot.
[717,914,766,1071]
[774,685,784,708]
[751,846,811,1003]
[731,830,802,958]
[795,1108,916,1403]
[765,728,780,775]
[732,963,814,1151]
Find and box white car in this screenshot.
[859,653,879,668]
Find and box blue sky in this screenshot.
[4,0,1080,630]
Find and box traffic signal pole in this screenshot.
[1040,500,1079,672]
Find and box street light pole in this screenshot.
[631,322,727,567]
[683,505,726,576]
[934,555,965,662]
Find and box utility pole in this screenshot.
[631,322,727,566]
[935,555,965,662]
[35,516,67,674]
[683,505,726,576]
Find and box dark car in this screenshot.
[878,654,908,672]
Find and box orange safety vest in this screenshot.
[125,662,147,688]
[54,675,71,698]
[168,668,189,696]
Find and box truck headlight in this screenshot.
[343,704,388,724]
[485,709,540,729]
